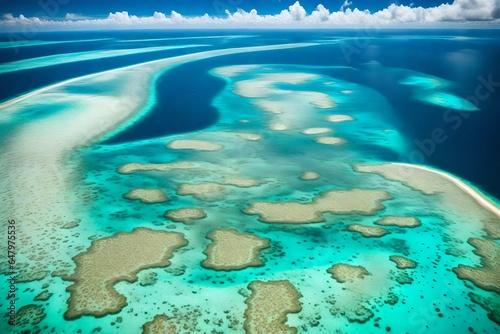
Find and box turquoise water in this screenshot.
[0,31,499,333]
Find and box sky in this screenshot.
[0,0,449,17]
[0,0,499,30]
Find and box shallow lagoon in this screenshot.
[0,30,499,333]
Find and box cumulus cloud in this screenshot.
[0,0,498,31]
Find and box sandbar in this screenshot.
[298,91,337,109]
[167,139,223,151]
[251,100,285,114]
[453,238,499,293]
[64,228,187,319]
[269,122,289,131]
[202,229,270,270]
[123,188,169,204]
[299,171,320,180]
[237,133,262,141]
[244,280,302,334]
[314,137,347,146]
[244,188,391,224]
[375,216,421,228]
[347,224,390,237]
[234,72,318,98]
[389,255,417,269]
[164,208,207,223]
[301,127,332,135]
[325,115,354,123]
[354,163,500,218]
[327,263,370,283]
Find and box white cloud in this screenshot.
[65,13,88,20]
[340,1,353,12]
[0,0,499,31]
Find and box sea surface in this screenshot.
[0,29,499,333]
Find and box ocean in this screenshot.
[0,29,498,333]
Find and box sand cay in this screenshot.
[325,114,354,123]
[244,188,391,224]
[328,263,370,283]
[64,228,187,319]
[453,238,499,293]
[123,188,169,204]
[167,139,223,151]
[202,229,270,270]
[347,224,390,237]
[314,137,347,145]
[244,280,302,334]
[301,127,333,135]
[299,171,321,180]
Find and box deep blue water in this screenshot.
[0,29,499,198]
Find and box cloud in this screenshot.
[340,1,353,12]
[0,0,498,31]
[65,13,88,20]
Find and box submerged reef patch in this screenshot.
[142,314,177,334]
[347,224,390,238]
[389,255,417,269]
[64,228,187,319]
[118,161,198,174]
[468,292,500,325]
[15,304,46,327]
[327,263,370,283]
[244,280,302,334]
[453,238,499,293]
[202,229,270,270]
[237,133,262,141]
[177,178,263,201]
[164,208,207,223]
[375,216,422,228]
[123,188,169,204]
[244,188,391,224]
